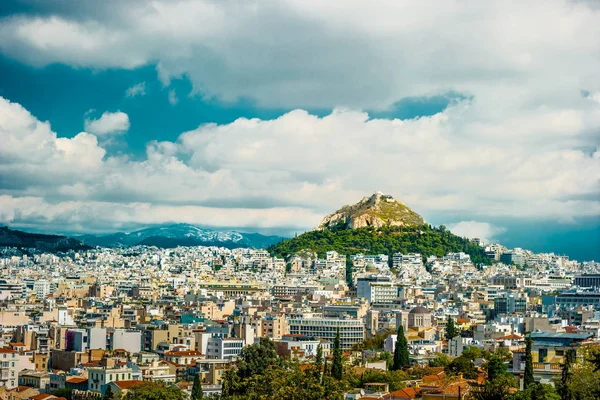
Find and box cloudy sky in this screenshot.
[0,0,599,260]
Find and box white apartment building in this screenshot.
[87,365,141,393]
[0,347,17,389]
[206,338,244,360]
[33,279,51,299]
[287,318,365,349]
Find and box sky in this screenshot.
[0,0,599,261]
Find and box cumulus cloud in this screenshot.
[84,111,130,136]
[448,221,507,244]
[0,1,598,110]
[0,0,599,234]
[1,95,599,234]
[125,82,146,97]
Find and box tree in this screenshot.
[557,348,576,400]
[331,328,343,380]
[461,346,483,361]
[314,343,324,380]
[236,338,279,379]
[469,374,516,400]
[191,373,204,400]
[429,353,450,367]
[446,316,459,341]
[589,348,600,372]
[486,355,507,382]
[392,325,409,370]
[123,381,184,400]
[524,336,535,390]
[446,356,478,379]
[493,347,513,363]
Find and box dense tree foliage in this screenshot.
[123,381,185,400]
[236,338,281,379]
[446,356,478,379]
[268,225,491,265]
[351,331,390,351]
[429,353,451,367]
[345,369,408,391]
[221,340,347,400]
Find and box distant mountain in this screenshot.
[317,191,425,230]
[76,223,286,249]
[0,226,89,252]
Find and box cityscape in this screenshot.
[1,1,599,400]
[0,192,599,399]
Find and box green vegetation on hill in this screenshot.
[269,224,491,266]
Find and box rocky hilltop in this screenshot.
[317,191,425,230]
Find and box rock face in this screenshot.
[317,191,425,230]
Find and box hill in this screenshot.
[317,191,425,230]
[269,224,490,265]
[269,193,490,265]
[0,226,89,253]
[76,223,286,249]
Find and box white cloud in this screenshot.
[0,1,599,234]
[84,111,130,136]
[447,221,507,244]
[125,82,146,97]
[0,1,598,110]
[168,89,178,105]
[1,96,599,234]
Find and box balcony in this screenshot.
[518,362,561,373]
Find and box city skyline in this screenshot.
[0,0,599,261]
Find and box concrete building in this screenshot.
[206,338,244,360]
[110,330,141,354]
[287,318,365,349]
[0,347,17,389]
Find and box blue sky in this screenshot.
[0,0,599,261]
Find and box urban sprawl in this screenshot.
[0,241,599,399]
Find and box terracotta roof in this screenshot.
[0,347,16,353]
[30,395,55,400]
[385,387,420,399]
[497,334,522,340]
[66,376,88,384]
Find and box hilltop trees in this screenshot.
[268,225,492,266]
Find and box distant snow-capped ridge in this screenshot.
[76,223,285,249]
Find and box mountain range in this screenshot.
[75,224,286,249]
